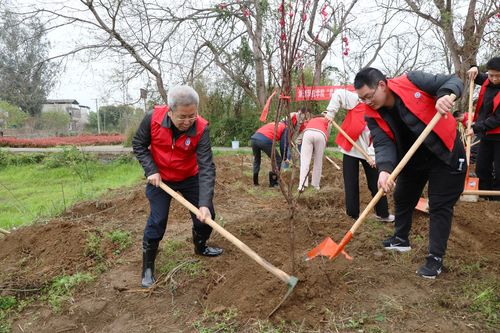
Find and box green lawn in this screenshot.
[0,157,144,230]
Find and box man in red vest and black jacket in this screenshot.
[133,85,223,288]
[354,68,466,279]
[466,57,500,200]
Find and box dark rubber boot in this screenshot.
[253,173,259,186]
[141,242,158,288]
[269,171,280,188]
[192,228,224,257]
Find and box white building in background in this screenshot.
[42,99,90,132]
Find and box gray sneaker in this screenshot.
[416,255,443,279]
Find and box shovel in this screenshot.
[329,119,375,166]
[158,182,298,300]
[308,95,456,260]
[466,81,475,165]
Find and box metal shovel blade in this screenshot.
[305,237,353,261]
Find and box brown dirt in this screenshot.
[1,154,499,332]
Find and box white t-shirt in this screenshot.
[326,89,375,161]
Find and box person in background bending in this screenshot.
[298,112,331,191]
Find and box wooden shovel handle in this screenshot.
[0,227,10,235]
[466,82,474,165]
[325,156,341,170]
[463,190,500,196]
[158,182,294,285]
[329,120,375,166]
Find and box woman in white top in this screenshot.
[325,89,394,222]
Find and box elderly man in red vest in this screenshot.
[133,85,223,288]
[354,68,466,279]
[466,57,500,200]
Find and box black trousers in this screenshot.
[343,154,390,219]
[393,156,466,257]
[475,139,500,191]
[143,174,214,245]
[251,139,282,174]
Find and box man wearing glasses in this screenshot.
[354,68,466,279]
[133,85,223,288]
[466,57,500,201]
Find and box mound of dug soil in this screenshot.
[1,154,499,332]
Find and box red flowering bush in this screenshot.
[96,131,109,136]
[0,135,125,148]
[110,131,121,136]
[79,132,93,137]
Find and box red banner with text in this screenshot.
[295,85,355,101]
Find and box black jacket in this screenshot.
[472,71,500,140]
[132,110,216,207]
[366,71,465,174]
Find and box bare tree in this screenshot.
[383,0,500,82]
[307,0,358,86]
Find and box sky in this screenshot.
[47,56,146,113]
[46,28,146,113]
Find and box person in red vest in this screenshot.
[133,85,223,288]
[466,57,500,200]
[282,107,311,169]
[452,110,470,128]
[251,121,290,187]
[354,67,466,279]
[324,89,394,222]
[297,113,332,191]
[453,109,479,168]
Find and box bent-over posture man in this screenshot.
[133,85,223,288]
[250,121,290,187]
[354,68,466,279]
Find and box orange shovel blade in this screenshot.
[415,198,429,213]
[306,237,353,261]
[464,177,479,191]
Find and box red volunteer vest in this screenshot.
[150,105,208,182]
[473,78,500,134]
[364,75,457,150]
[461,113,469,128]
[256,122,287,141]
[335,103,369,152]
[305,117,330,143]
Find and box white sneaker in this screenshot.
[376,214,395,222]
[313,186,320,190]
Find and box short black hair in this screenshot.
[354,67,387,90]
[453,110,464,118]
[486,57,500,71]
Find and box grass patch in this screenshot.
[0,152,143,230]
[41,273,95,313]
[212,149,252,156]
[192,306,240,333]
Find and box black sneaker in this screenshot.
[416,255,443,279]
[381,235,411,252]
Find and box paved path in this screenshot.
[2,145,339,154]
